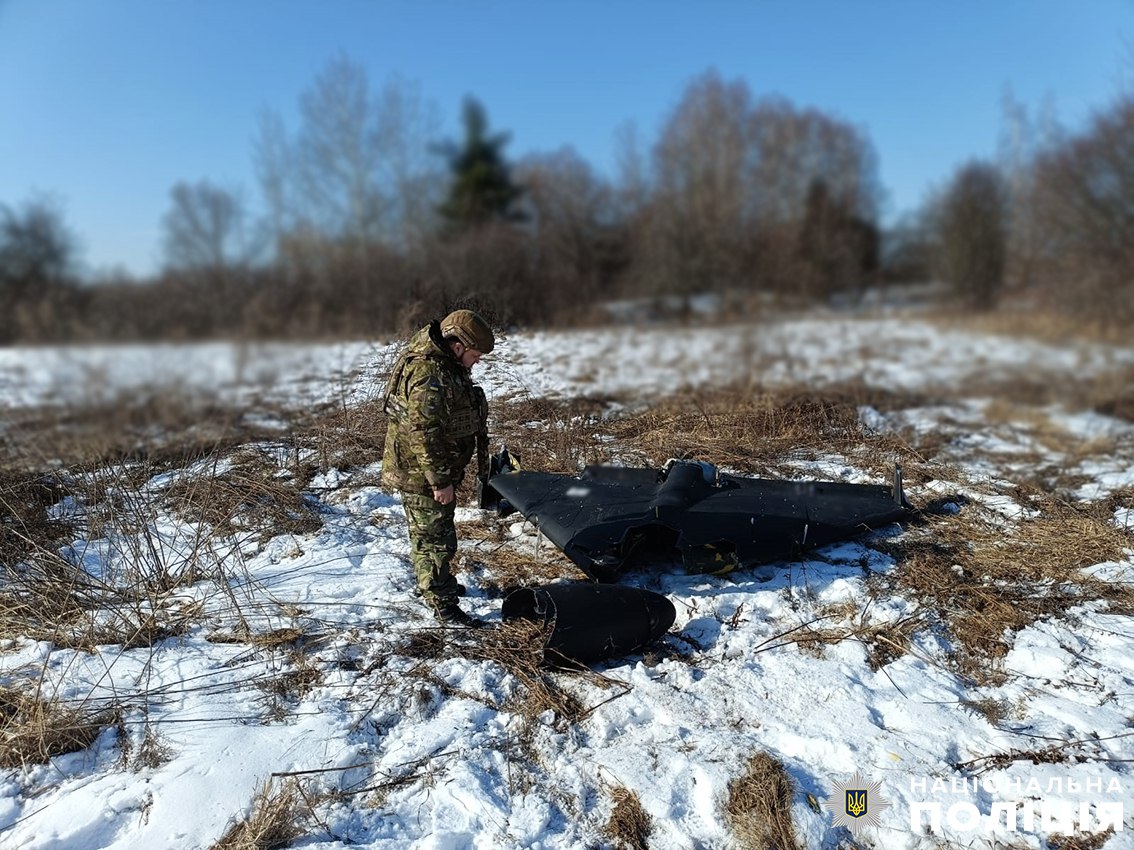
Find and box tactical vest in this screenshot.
[381,323,487,492]
[383,351,485,438]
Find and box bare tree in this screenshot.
[254,56,444,255]
[998,89,1060,291]
[747,98,880,226]
[516,146,617,317]
[929,160,1008,309]
[644,70,881,300]
[0,196,79,342]
[797,178,879,299]
[649,72,754,297]
[161,180,255,273]
[612,120,650,218]
[372,75,448,255]
[1029,93,1134,324]
[254,108,294,245]
[249,57,446,333]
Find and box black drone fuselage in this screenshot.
[485,456,910,581]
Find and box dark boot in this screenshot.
[434,602,484,628]
[416,583,466,598]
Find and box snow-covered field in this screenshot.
[1,314,1132,849]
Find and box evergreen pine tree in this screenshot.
[438,98,523,231]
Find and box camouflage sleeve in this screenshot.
[404,367,455,489]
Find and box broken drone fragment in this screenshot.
[482,449,911,581]
[501,584,677,664]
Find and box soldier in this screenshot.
[381,309,494,626]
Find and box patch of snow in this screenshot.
[2,315,1133,849]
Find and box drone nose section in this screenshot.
[502,584,676,664]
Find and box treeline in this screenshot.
[2,60,1132,344]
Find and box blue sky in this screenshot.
[2,0,1132,277]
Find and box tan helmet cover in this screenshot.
[440,309,495,353]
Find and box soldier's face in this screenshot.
[457,344,483,370]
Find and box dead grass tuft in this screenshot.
[954,738,1105,774]
[607,385,921,480]
[1045,828,1115,850]
[248,628,308,650]
[492,395,621,472]
[134,722,176,770]
[4,391,276,476]
[258,666,324,722]
[463,545,590,596]
[927,311,1134,419]
[961,697,1010,727]
[791,612,919,671]
[117,716,176,771]
[880,497,1134,683]
[726,752,803,850]
[0,685,113,768]
[604,785,653,850]
[291,397,388,476]
[462,621,588,720]
[94,611,191,650]
[164,449,321,543]
[0,552,197,650]
[399,629,448,661]
[0,470,73,566]
[210,777,314,850]
[397,620,600,724]
[936,307,1133,348]
[0,554,95,643]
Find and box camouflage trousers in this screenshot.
[400,492,461,607]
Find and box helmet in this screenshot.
[440,309,494,354]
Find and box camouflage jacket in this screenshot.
[381,321,488,495]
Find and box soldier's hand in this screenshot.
[432,485,455,505]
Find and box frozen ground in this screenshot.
[1,314,1132,849]
[4,315,1133,413]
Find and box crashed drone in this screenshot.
[482,450,911,581]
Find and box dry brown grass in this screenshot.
[879,496,1134,682]
[492,395,622,472]
[1,460,222,651]
[290,397,388,477]
[790,611,919,671]
[0,685,113,768]
[247,628,308,650]
[979,400,1121,464]
[934,307,1133,347]
[210,778,314,850]
[926,309,1134,421]
[606,385,924,481]
[1104,486,1134,525]
[604,785,653,850]
[1045,828,1115,850]
[461,543,590,596]
[395,620,610,724]
[119,720,176,771]
[954,736,1107,775]
[0,469,73,566]
[0,549,198,650]
[0,553,94,641]
[163,448,321,543]
[258,667,325,721]
[961,697,1010,727]
[962,371,1134,426]
[726,752,803,850]
[3,391,278,477]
